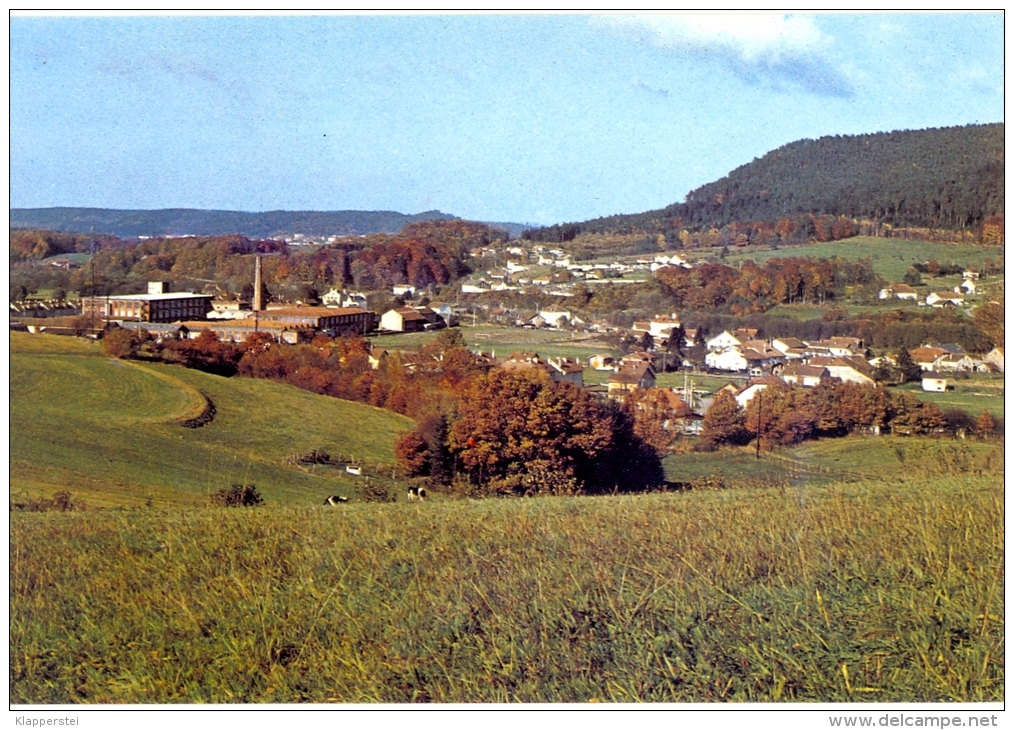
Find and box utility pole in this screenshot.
[755,390,763,460]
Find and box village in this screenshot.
[13,242,1004,443]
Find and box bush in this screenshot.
[210,484,264,507]
[358,479,395,503]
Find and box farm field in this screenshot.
[10,470,1003,703]
[10,332,413,508]
[723,236,1000,283]
[895,375,1005,420]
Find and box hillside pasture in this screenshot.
[723,237,999,284]
[10,473,1003,703]
[10,333,413,508]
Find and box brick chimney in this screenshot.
[253,255,262,312]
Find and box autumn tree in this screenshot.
[624,387,692,454]
[701,391,749,446]
[973,284,1004,348]
[976,410,997,438]
[446,369,660,496]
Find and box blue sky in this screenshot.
[10,13,1004,226]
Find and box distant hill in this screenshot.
[525,123,1004,240]
[9,207,461,238]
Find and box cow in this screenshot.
[323,495,349,506]
[407,486,427,502]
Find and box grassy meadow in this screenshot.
[10,332,413,508]
[9,331,1005,703]
[723,237,1000,283]
[10,471,1003,703]
[895,375,1005,420]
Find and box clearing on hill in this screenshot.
[10,332,413,508]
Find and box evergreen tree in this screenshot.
[895,348,923,383]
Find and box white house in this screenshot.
[984,347,1004,372]
[706,330,743,352]
[706,348,748,372]
[589,354,616,371]
[926,292,964,307]
[781,364,828,387]
[393,284,416,297]
[538,310,572,329]
[808,356,876,386]
[922,375,947,392]
[893,284,919,300]
[959,279,978,295]
[733,377,783,409]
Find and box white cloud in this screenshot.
[604,13,827,62]
[597,13,853,98]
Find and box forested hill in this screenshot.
[9,208,460,238]
[527,124,1004,240]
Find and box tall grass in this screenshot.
[11,474,1003,703]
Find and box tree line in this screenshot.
[701,379,996,450]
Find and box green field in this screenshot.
[10,332,414,508]
[894,375,1005,420]
[373,325,623,363]
[664,436,1003,486]
[724,237,1000,283]
[10,471,1003,702]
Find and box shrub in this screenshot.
[210,484,264,507]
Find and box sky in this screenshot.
[9,12,1005,226]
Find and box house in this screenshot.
[706,330,744,352]
[706,347,748,372]
[742,345,785,373]
[959,279,978,295]
[589,354,616,371]
[934,353,976,373]
[926,292,964,308]
[392,284,416,297]
[428,302,457,327]
[893,284,919,300]
[909,346,950,371]
[461,279,492,294]
[380,307,429,333]
[962,269,980,281]
[733,376,784,409]
[879,287,894,300]
[808,356,876,386]
[771,337,806,355]
[646,315,683,341]
[547,356,585,386]
[368,348,389,370]
[809,337,863,357]
[922,375,947,392]
[321,288,344,306]
[538,310,571,329]
[780,364,829,388]
[984,347,1004,372]
[607,361,656,396]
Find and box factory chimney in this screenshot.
[253,255,263,312]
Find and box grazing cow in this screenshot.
[323,495,349,506]
[407,486,427,502]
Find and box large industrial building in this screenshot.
[82,282,213,323]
